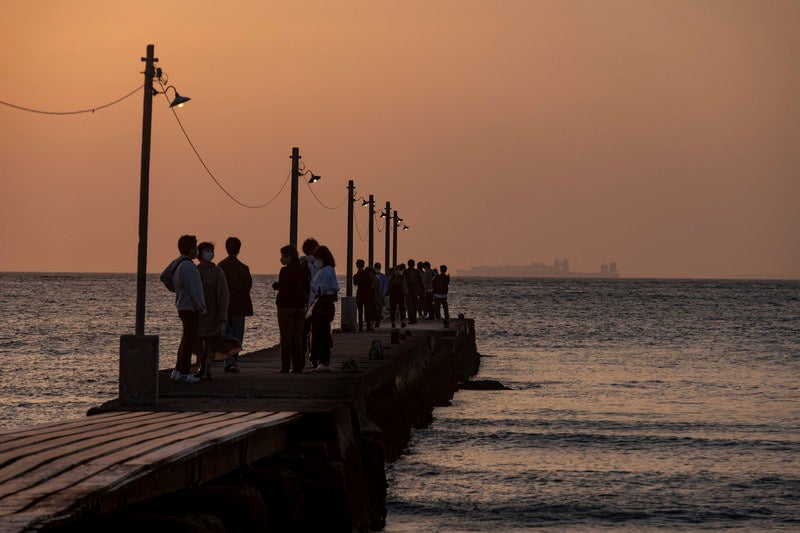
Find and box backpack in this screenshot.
[160,257,189,292]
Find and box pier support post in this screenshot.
[119,335,159,405]
[340,296,357,332]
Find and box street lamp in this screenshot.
[289,147,322,248]
[121,43,189,406]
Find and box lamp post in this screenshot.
[134,44,156,337]
[121,44,190,406]
[367,194,374,268]
[384,202,391,271]
[341,179,357,331]
[392,210,399,269]
[289,147,300,248]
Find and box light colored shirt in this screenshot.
[311,265,340,298]
[173,257,207,313]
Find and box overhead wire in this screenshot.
[0,84,143,115]
[157,80,289,209]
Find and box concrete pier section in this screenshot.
[0,319,478,532]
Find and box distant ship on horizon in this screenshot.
[458,259,620,278]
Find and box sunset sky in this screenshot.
[2,1,798,279]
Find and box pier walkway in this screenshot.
[0,319,479,531]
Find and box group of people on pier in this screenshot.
[160,234,449,383]
[355,258,451,331]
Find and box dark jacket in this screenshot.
[218,256,253,317]
[276,263,310,309]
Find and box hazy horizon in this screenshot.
[2,1,798,280]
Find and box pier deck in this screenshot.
[0,319,478,531]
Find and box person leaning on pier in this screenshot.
[162,235,206,383]
[195,242,229,379]
[217,236,253,373]
[273,244,310,373]
[309,245,340,372]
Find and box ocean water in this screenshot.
[1,274,799,530]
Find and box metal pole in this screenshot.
[368,194,374,268]
[392,210,398,269]
[384,201,391,270]
[135,44,156,336]
[289,147,300,248]
[346,180,354,297]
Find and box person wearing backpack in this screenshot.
[160,235,206,383]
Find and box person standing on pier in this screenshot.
[273,244,310,373]
[309,245,339,372]
[300,237,320,361]
[405,259,423,324]
[218,236,253,373]
[389,263,407,329]
[195,242,230,379]
[421,261,435,319]
[353,259,375,332]
[162,235,205,383]
[374,262,388,323]
[432,264,451,326]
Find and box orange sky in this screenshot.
[2,1,798,279]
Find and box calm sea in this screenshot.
[1,274,798,531]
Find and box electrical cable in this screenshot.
[0,84,143,115]
[158,81,289,209]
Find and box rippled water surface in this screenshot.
[385,278,800,531]
[1,274,799,530]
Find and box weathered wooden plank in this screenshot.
[0,411,152,446]
[0,413,218,490]
[0,411,198,457]
[0,411,298,531]
[0,412,289,517]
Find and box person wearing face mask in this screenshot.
[161,235,206,383]
[272,244,310,373]
[195,242,229,379]
[309,245,339,372]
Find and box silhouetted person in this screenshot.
[299,237,320,361]
[432,264,450,326]
[195,242,229,379]
[374,262,388,322]
[405,259,423,324]
[161,235,205,383]
[273,244,310,373]
[389,263,407,328]
[421,261,435,319]
[218,236,253,372]
[353,259,375,331]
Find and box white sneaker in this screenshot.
[314,364,331,373]
[173,371,200,383]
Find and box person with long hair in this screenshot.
[309,245,339,372]
[273,244,310,373]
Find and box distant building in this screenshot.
[459,259,620,278]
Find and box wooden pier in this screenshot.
[0,319,479,532]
